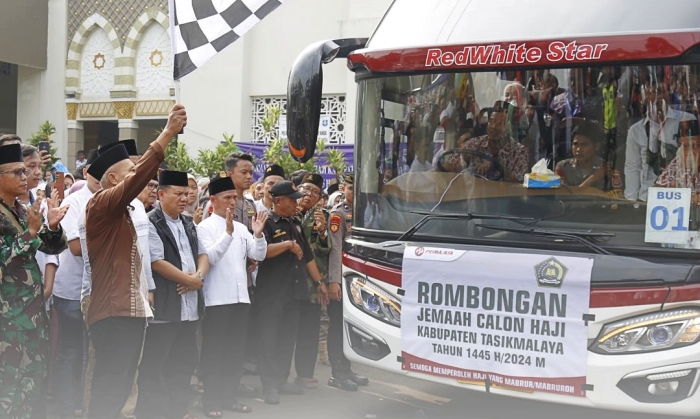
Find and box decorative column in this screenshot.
[114,101,139,143]
[66,103,83,171]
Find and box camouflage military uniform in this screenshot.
[298,208,330,303]
[292,206,331,379]
[0,198,67,419]
[298,207,332,365]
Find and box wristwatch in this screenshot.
[196,271,204,281]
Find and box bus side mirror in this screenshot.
[287,38,368,163]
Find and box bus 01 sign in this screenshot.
[645,187,691,244]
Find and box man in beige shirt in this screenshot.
[84,105,186,419]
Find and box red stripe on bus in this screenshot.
[343,253,700,308]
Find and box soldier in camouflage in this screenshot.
[0,143,68,419]
[290,172,330,388]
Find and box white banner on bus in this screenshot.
[401,247,593,397]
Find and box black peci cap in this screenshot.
[0,143,23,165]
[100,139,138,156]
[158,170,189,187]
[263,164,286,180]
[85,149,99,165]
[270,180,304,199]
[208,176,235,196]
[326,182,339,195]
[87,144,130,180]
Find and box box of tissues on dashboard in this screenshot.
[523,159,560,188]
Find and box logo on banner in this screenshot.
[534,257,568,288]
[415,246,425,256]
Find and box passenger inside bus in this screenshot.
[625,78,695,201]
[440,100,529,182]
[360,65,700,249]
[655,119,700,202]
[554,121,607,189]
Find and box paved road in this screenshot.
[48,362,683,419]
[188,363,684,419]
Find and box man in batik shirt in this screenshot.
[0,143,68,419]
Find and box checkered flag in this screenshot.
[169,0,285,80]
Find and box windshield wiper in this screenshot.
[474,224,615,255]
[393,211,535,243]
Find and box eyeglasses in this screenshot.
[0,168,29,178]
[299,186,321,197]
[146,183,158,190]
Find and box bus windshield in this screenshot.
[354,64,700,251]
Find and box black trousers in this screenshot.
[200,304,249,410]
[255,289,300,390]
[135,320,198,419]
[294,301,321,379]
[244,287,259,368]
[88,317,146,419]
[328,299,350,376]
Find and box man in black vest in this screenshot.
[135,170,210,419]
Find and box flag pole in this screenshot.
[174,79,181,104]
[168,0,183,134]
[175,80,183,135]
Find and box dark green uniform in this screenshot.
[298,208,330,302]
[0,199,67,419]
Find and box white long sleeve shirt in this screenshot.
[624,108,692,201]
[54,184,93,301]
[197,213,266,307]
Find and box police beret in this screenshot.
[87,144,130,180]
[263,164,286,180]
[270,180,304,199]
[0,143,22,165]
[341,173,353,185]
[159,170,189,187]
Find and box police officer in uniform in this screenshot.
[327,174,369,390]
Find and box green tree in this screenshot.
[164,139,196,173]
[193,132,241,177]
[164,131,241,178]
[27,121,60,166]
[325,148,347,180]
[258,103,346,179]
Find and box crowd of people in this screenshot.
[389,65,700,204]
[0,104,366,419]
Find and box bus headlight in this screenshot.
[345,275,401,327]
[592,308,700,354]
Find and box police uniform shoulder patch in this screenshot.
[245,197,256,214]
[329,214,342,233]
